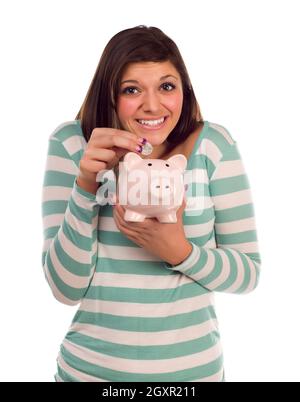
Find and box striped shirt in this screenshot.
[41,119,261,382]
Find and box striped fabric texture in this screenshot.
[41,120,261,382]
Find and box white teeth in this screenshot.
[137,117,165,126]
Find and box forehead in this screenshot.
[121,61,179,78]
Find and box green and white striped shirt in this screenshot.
[41,120,261,382]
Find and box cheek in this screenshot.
[117,98,138,120]
[165,93,183,115]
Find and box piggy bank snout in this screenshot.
[150,179,173,199]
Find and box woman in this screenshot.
[41,25,261,382]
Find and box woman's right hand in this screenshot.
[77,128,144,193]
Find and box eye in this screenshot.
[121,82,176,95]
[121,87,139,95]
[161,82,176,91]
[165,163,170,167]
[148,163,152,166]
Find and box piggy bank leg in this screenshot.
[157,212,177,223]
[124,209,146,222]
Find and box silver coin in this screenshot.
[141,141,153,155]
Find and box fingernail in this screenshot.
[136,145,143,153]
[138,137,147,145]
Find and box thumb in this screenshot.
[177,196,186,216]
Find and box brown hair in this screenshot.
[75,25,204,151]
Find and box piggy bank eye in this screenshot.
[148,163,152,166]
[165,164,169,167]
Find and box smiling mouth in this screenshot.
[135,116,168,128]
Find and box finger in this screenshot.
[84,147,117,162]
[90,135,143,154]
[115,203,125,218]
[114,205,126,225]
[178,197,186,210]
[176,197,186,217]
[91,128,143,143]
[113,207,123,228]
[115,205,148,230]
[111,129,145,143]
[114,208,140,236]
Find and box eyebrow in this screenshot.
[121,74,178,85]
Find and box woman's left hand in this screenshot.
[113,198,193,265]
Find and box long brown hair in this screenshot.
[75,25,204,150]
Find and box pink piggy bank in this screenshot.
[117,152,187,223]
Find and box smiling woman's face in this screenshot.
[116,61,183,150]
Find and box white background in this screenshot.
[0,0,299,382]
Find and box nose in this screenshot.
[141,90,161,113]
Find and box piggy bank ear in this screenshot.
[123,152,142,169]
[167,154,187,171]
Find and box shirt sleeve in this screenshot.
[163,141,261,294]
[41,136,100,305]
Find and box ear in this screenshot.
[123,152,142,170]
[167,154,187,172]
